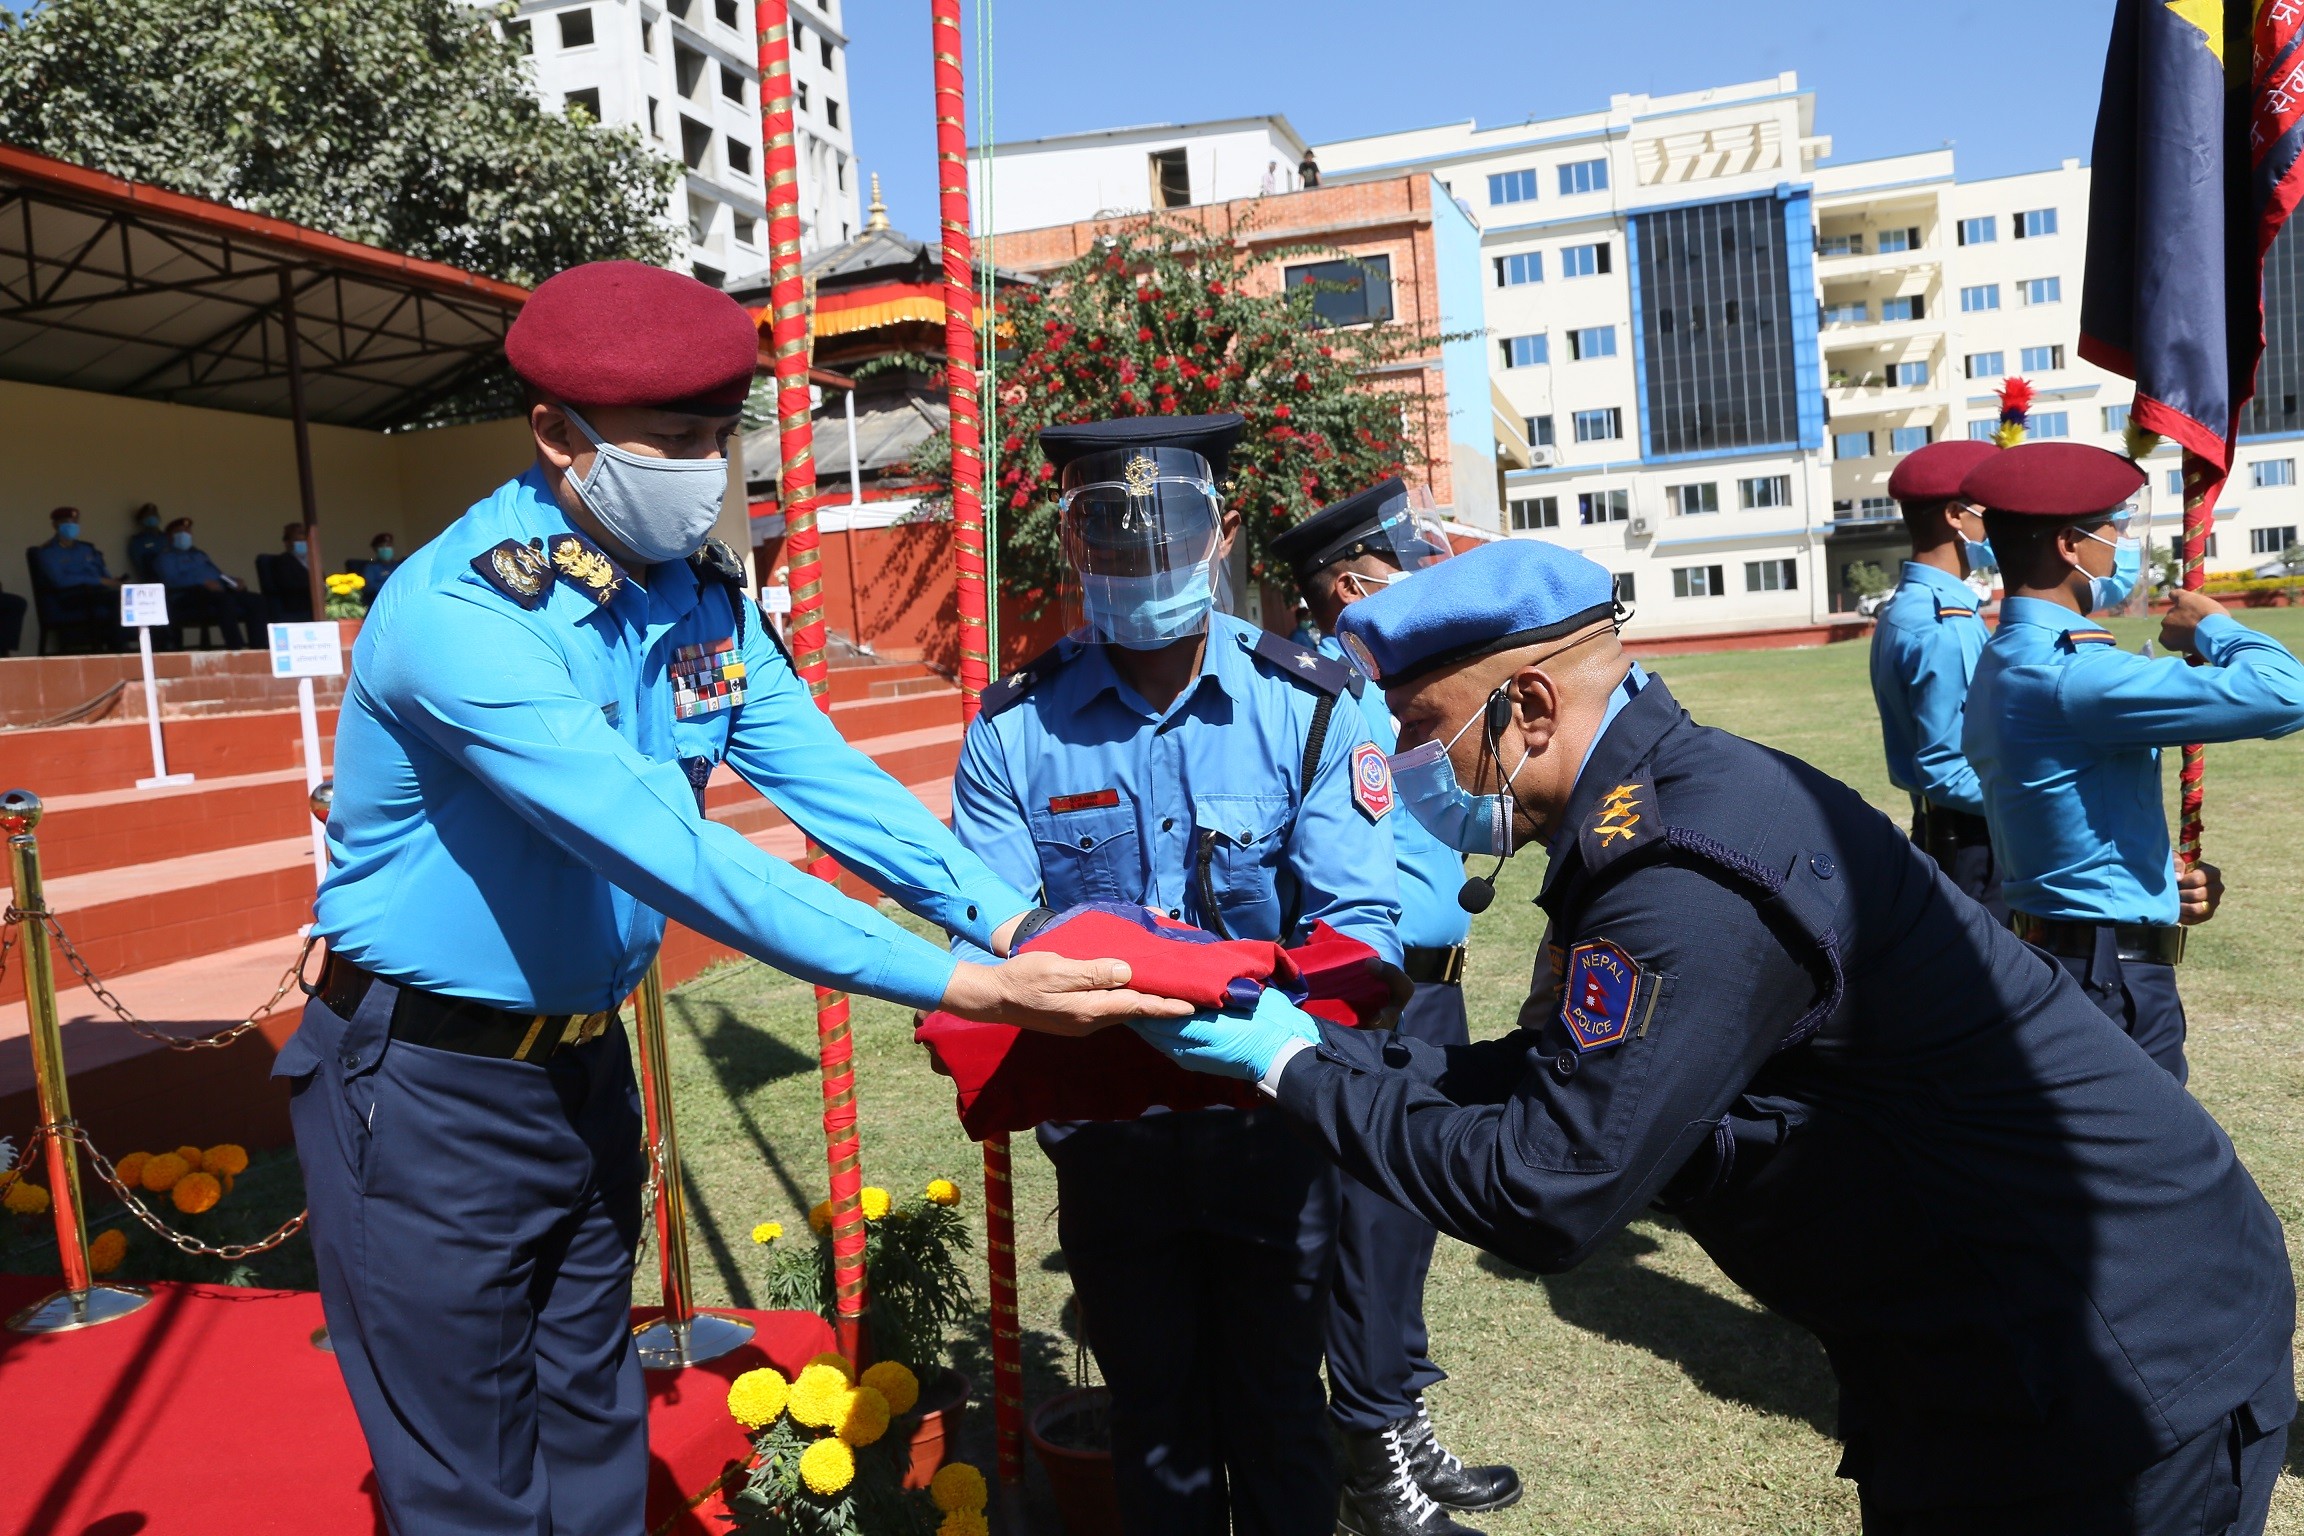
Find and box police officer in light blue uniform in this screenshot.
[153,515,263,648]
[1963,440,2304,1084]
[1272,480,1520,1536]
[1131,536,2296,1534]
[949,414,1404,1536]
[1867,439,2005,916]
[280,261,1184,1536]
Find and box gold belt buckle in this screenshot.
[567,1011,611,1049]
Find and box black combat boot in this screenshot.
[1400,1394,1521,1513]
[1337,1417,1482,1535]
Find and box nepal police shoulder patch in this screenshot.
[1559,938,1645,1053]
[1350,740,1394,822]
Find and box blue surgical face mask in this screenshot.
[1385,696,1522,857]
[2082,528,2142,612]
[375,545,395,562]
[55,521,79,541]
[170,531,193,551]
[563,406,729,565]
[291,540,308,558]
[1082,565,1215,650]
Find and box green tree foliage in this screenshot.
[912,218,1433,609]
[0,0,679,287]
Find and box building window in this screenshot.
[1632,195,1802,456]
[1561,242,1611,278]
[1488,169,1539,205]
[504,17,532,52]
[1509,495,1560,530]
[1836,430,1875,460]
[2013,208,2060,239]
[1615,571,1637,601]
[1877,226,1921,253]
[1558,158,1609,195]
[1745,558,1799,592]
[715,0,739,27]
[1880,295,1924,322]
[1958,215,1997,245]
[1579,489,1630,524]
[2103,403,2131,433]
[727,138,752,174]
[1822,301,1868,325]
[1573,407,1624,442]
[641,17,654,52]
[1286,255,1396,326]
[822,34,835,68]
[669,0,692,16]
[559,7,596,47]
[1568,325,1618,361]
[646,97,660,137]
[825,98,842,129]
[564,88,602,121]
[1819,232,1863,257]
[1890,425,1934,453]
[1150,148,1191,209]
[1969,420,1999,441]
[2020,344,2066,372]
[1859,495,1896,516]
[1672,564,1726,597]
[721,64,746,102]
[1527,413,1555,446]
[1499,333,1549,368]
[735,215,758,246]
[1966,351,2005,379]
[837,155,847,190]
[2252,525,2299,554]
[680,116,712,170]
[1666,482,1720,515]
[1960,284,2001,312]
[1495,252,1544,286]
[2253,458,2297,488]
[2031,411,2072,438]
[676,41,708,98]
[1889,360,1929,387]
[1739,474,1792,510]
[2020,276,2063,305]
[797,80,809,111]
[2167,469,2185,494]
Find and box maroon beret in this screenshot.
[505,260,760,413]
[1887,439,2001,504]
[1960,441,2146,519]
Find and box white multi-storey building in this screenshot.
[503,0,861,286]
[969,117,1313,235]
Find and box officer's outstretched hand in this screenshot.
[940,954,1197,1036]
[2159,588,2230,656]
[2178,859,2224,925]
[1130,987,1324,1081]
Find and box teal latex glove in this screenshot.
[1129,986,1323,1080]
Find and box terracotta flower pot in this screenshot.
[899,1366,971,1490]
[1028,1387,1121,1536]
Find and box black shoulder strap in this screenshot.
[1247,627,1353,696]
[979,639,1074,719]
[1300,693,1337,790]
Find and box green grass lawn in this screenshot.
[12,607,2304,1533]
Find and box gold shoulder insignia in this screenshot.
[548,533,624,606]
[1579,781,1660,869]
[470,539,554,610]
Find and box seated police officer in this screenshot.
[126,503,166,583]
[1963,441,2304,1083]
[283,261,1188,1536]
[1272,480,1520,1535]
[256,522,314,624]
[354,531,401,599]
[1134,537,2296,1535]
[950,414,1404,1536]
[1867,438,2005,916]
[153,516,264,648]
[32,505,124,643]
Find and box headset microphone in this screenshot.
[1458,861,1500,914]
[1459,685,1518,913]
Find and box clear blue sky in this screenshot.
[850,0,2117,241]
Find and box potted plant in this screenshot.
[760,1179,978,1488]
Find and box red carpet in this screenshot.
[0,1274,835,1536]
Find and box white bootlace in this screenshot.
[1382,1419,1444,1526]
[1411,1398,1463,1473]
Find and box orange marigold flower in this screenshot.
[140,1153,190,1193]
[175,1145,205,1172]
[931,1461,989,1514]
[805,1350,856,1383]
[112,1152,150,1189]
[171,1171,222,1215]
[3,1177,50,1217]
[89,1228,128,1274]
[836,1384,890,1447]
[808,1200,832,1234]
[202,1143,250,1177]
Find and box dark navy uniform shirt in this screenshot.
[32,538,111,589]
[1270,679,2293,1508]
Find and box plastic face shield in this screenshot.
[1058,445,1231,648]
[1364,486,1453,573]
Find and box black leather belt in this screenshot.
[312,954,615,1061]
[1915,799,1992,847]
[1402,945,1467,986]
[2011,912,2186,967]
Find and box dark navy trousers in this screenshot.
[2050,934,2190,1084]
[1324,981,1468,1433]
[1044,1105,1340,1536]
[277,983,647,1536]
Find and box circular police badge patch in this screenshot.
[1351,740,1395,822]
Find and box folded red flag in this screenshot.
[915,905,1389,1138]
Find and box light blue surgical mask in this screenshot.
[55,521,79,542]
[2082,528,2143,612]
[1385,696,1521,857]
[374,545,395,562]
[1961,539,1994,575]
[563,406,729,565]
[1082,565,1215,650]
[291,540,308,558]
[169,531,193,551]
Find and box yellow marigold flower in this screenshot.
[89,1228,128,1275]
[326,572,367,595]
[175,1145,205,1172]
[202,1143,250,1178]
[140,1153,189,1193]
[930,1461,989,1514]
[859,1360,920,1416]
[797,1435,855,1496]
[3,1177,49,1216]
[112,1152,150,1189]
[938,1512,991,1536]
[858,1186,892,1222]
[924,1177,961,1207]
[836,1384,890,1447]
[808,1200,832,1234]
[726,1368,789,1430]
[806,1350,856,1382]
[750,1220,783,1244]
[788,1363,854,1428]
[172,1171,222,1215]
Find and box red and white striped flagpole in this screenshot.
[758,0,868,1364]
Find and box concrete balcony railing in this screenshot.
[1815,246,1942,281]
[1820,315,1946,351]
[1825,379,1949,415]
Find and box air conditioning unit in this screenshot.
[1628,514,1655,538]
[1526,446,1556,467]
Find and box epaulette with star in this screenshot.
[1245,628,1353,696]
[470,538,554,609]
[978,639,1077,719]
[1578,778,1662,872]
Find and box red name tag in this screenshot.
[1048,789,1121,814]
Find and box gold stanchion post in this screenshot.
[3,789,150,1334]
[629,957,752,1368]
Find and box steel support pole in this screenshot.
[278,270,326,627]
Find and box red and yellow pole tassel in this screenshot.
[927,0,1022,1485]
[758,0,868,1364]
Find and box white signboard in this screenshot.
[120,583,169,628]
[760,586,793,616]
[269,621,345,679]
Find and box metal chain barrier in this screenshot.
[26,1122,310,1262]
[5,907,311,1052]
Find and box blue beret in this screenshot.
[1336,538,1618,686]
[1039,413,1245,483]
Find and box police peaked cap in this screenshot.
[1038,413,1246,487]
[1886,439,2001,505]
[506,260,761,413]
[1271,477,1411,584]
[1338,537,1617,687]
[1960,441,2147,519]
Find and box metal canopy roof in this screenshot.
[0,144,529,429]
